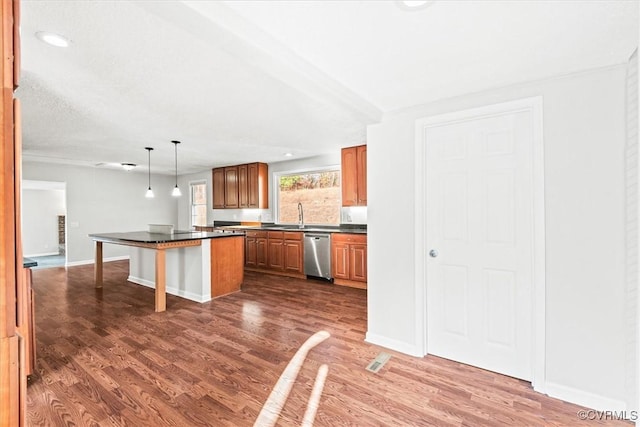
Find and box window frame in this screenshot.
[273,165,342,226]
[189,180,208,228]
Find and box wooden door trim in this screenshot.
[414,96,546,393]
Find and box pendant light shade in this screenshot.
[171,140,182,197]
[145,147,154,198]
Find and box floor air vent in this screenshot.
[365,352,391,373]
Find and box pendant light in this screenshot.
[171,140,182,197]
[145,147,154,198]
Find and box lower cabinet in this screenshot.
[245,230,366,286]
[245,231,267,268]
[267,232,284,270]
[283,232,303,274]
[331,233,367,289]
[245,230,303,277]
[256,236,268,268]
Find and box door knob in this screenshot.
[429,249,438,258]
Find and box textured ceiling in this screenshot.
[17,0,638,175]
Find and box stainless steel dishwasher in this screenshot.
[303,233,332,280]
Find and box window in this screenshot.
[277,169,341,225]
[190,181,207,227]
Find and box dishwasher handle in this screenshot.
[304,233,330,239]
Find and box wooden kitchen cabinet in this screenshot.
[283,232,303,274]
[245,233,257,267]
[224,166,239,208]
[256,236,268,268]
[238,164,248,208]
[341,144,367,206]
[213,162,268,209]
[247,162,268,208]
[332,241,350,280]
[244,230,303,278]
[245,230,268,268]
[267,232,284,270]
[331,233,367,289]
[212,168,225,209]
[350,243,367,282]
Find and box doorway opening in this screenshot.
[22,180,67,269]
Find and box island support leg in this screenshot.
[155,248,166,312]
[94,241,103,288]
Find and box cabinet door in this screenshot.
[350,244,367,282]
[238,164,248,208]
[268,238,284,270]
[224,166,239,208]
[256,238,268,268]
[245,236,257,267]
[356,145,367,206]
[332,242,350,280]
[248,162,268,209]
[212,168,225,209]
[341,146,358,207]
[284,240,303,274]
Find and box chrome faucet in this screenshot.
[297,202,304,229]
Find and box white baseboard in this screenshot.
[365,332,423,357]
[66,255,129,267]
[127,275,212,304]
[545,381,627,412]
[24,251,59,257]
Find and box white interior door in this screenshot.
[425,109,534,381]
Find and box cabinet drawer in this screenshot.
[283,231,302,241]
[267,231,284,239]
[332,233,367,244]
[246,230,267,238]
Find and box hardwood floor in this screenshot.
[26,261,629,426]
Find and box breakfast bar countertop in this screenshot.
[89,230,243,244]
[89,230,245,312]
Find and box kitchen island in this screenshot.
[89,231,244,312]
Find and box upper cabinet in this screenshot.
[341,144,367,206]
[224,166,239,208]
[212,168,225,209]
[212,162,268,209]
[247,163,268,208]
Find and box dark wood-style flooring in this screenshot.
[26,261,629,426]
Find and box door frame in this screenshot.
[414,96,546,392]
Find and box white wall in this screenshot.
[177,153,367,228]
[22,188,65,256]
[23,162,178,264]
[177,170,212,230]
[367,64,629,409]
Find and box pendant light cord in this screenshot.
[145,147,153,189]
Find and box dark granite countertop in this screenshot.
[89,230,243,244]
[23,257,38,268]
[210,222,367,234]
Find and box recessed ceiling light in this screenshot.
[121,163,136,171]
[284,152,293,157]
[35,31,70,47]
[395,0,436,11]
